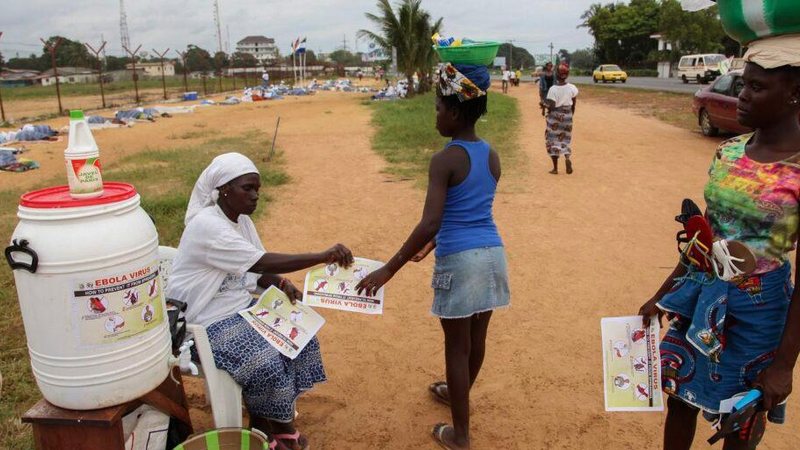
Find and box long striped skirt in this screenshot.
[207,313,327,422]
[545,105,574,157]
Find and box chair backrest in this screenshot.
[158,245,178,289]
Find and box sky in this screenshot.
[1,0,597,60]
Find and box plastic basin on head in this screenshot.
[434,42,501,66]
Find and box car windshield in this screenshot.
[705,55,726,65]
[604,65,622,71]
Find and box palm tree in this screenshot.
[359,0,442,96]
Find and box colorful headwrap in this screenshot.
[437,63,488,102]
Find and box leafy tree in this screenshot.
[557,48,571,66]
[569,48,596,70]
[579,0,660,68]
[658,0,727,59]
[6,54,45,71]
[40,36,98,68]
[231,51,258,68]
[498,43,536,69]
[213,51,229,73]
[184,45,213,73]
[359,0,443,96]
[105,55,129,71]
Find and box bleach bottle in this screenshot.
[65,110,103,198]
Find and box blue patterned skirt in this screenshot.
[658,263,792,415]
[206,313,327,422]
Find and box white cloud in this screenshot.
[1,0,595,59]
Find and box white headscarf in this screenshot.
[185,152,260,225]
[744,34,800,69]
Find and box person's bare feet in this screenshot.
[565,159,573,174]
[549,168,558,174]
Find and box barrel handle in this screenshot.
[5,239,38,273]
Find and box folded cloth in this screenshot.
[744,33,800,68]
[437,63,488,102]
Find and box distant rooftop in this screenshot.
[237,36,275,45]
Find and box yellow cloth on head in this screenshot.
[744,33,800,69]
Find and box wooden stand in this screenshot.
[22,368,193,450]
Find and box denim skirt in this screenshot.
[431,246,510,319]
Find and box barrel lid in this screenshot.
[19,182,137,208]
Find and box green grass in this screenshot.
[0,132,287,449]
[369,92,520,186]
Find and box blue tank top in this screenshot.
[436,139,503,257]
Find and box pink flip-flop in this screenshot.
[274,431,309,450]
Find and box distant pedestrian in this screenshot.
[544,64,578,175]
[261,70,269,89]
[515,69,522,86]
[501,67,510,93]
[538,62,555,117]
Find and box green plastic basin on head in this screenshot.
[434,41,501,66]
[69,110,84,120]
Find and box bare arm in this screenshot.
[356,150,452,295]
[639,262,687,327]
[248,244,353,275]
[572,97,577,115]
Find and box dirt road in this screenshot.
[3,85,797,449]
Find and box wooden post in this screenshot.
[0,32,6,122]
[175,50,189,93]
[85,41,107,108]
[152,48,170,100]
[41,37,64,115]
[122,44,142,104]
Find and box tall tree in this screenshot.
[184,45,213,73]
[658,0,727,58]
[359,0,442,96]
[231,51,258,68]
[498,43,536,70]
[579,0,659,68]
[41,36,98,69]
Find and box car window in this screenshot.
[705,55,726,65]
[712,74,734,94]
[605,65,622,71]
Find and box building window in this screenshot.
[69,77,75,82]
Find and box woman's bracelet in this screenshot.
[278,278,287,290]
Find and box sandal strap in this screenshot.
[273,431,301,441]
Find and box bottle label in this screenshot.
[66,158,104,194]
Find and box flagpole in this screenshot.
[292,50,296,86]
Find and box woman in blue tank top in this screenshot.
[356,63,509,450]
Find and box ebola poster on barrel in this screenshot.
[601,315,664,412]
[239,286,325,359]
[71,261,165,346]
[303,257,385,315]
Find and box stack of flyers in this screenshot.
[303,257,385,315]
[239,286,325,359]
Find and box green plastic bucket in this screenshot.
[718,0,800,44]
[173,428,270,450]
[434,41,501,66]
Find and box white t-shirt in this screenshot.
[547,83,579,108]
[502,70,510,81]
[262,72,269,82]
[166,205,265,327]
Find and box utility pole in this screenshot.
[175,50,189,93]
[122,44,142,104]
[0,32,6,122]
[85,40,108,108]
[549,42,554,64]
[152,48,170,100]
[119,0,131,51]
[342,34,348,52]
[41,37,64,115]
[507,40,515,69]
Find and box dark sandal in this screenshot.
[431,423,458,450]
[565,159,573,174]
[428,381,451,406]
[273,431,309,450]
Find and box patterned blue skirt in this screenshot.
[207,313,327,422]
[658,263,792,415]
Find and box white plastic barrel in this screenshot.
[6,182,171,410]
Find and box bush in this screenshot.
[626,69,658,77]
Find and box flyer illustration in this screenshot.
[303,257,385,315]
[239,286,325,359]
[601,315,663,412]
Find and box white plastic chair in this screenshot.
[158,245,244,428]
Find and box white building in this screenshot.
[236,35,278,64]
[126,62,176,77]
[39,67,97,86]
[650,33,675,79]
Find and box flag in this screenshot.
[296,37,307,54]
[291,37,300,52]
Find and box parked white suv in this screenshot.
[676,54,727,84]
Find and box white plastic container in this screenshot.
[65,110,104,199]
[5,183,171,410]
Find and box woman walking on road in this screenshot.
[544,64,578,174]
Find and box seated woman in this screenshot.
[166,152,353,450]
